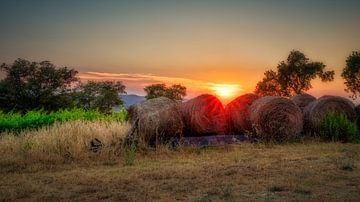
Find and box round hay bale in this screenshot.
[304,95,356,132]
[181,94,227,136]
[249,96,303,142]
[125,97,183,147]
[225,93,259,134]
[290,93,316,112]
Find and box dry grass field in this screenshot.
[1,125,359,201]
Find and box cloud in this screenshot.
[78,71,243,100]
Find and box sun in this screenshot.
[211,84,242,100]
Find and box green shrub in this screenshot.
[319,112,359,143]
[0,108,128,133]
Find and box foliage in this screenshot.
[255,50,335,96]
[0,58,78,112]
[341,51,360,99]
[319,112,359,143]
[123,142,137,166]
[0,108,127,133]
[72,81,126,113]
[144,83,186,101]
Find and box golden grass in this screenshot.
[0,120,130,168]
[1,122,360,201]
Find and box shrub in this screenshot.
[319,112,359,143]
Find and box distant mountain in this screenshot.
[120,94,145,108]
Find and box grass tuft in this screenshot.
[319,112,359,143]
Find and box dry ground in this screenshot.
[1,142,360,201]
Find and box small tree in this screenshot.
[144,83,186,101]
[341,51,360,99]
[0,58,78,112]
[255,50,335,96]
[73,81,126,113]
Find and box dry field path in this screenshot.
[1,143,360,201]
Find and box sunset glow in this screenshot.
[211,84,242,101]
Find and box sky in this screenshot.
[0,0,359,103]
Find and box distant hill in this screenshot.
[120,94,145,108]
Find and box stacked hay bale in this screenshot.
[181,94,227,136]
[225,93,259,134]
[124,97,184,147]
[290,93,316,112]
[249,96,303,142]
[304,95,356,133]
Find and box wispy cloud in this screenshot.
[78,71,243,100]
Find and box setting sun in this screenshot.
[211,84,242,101]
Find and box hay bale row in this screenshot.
[181,94,227,136]
[124,93,357,146]
[124,97,183,147]
[249,96,303,142]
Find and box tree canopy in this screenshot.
[144,83,186,101]
[72,81,126,113]
[255,50,335,96]
[341,51,360,99]
[0,58,78,112]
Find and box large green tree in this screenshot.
[341,51,360,99]
[255,50,335,96]
[73,81,126,113]
[144,83,186,101]
[0,59,78,112]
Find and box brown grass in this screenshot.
[1,122,360,201]
[0,121,130,167]
[1,139,360,200]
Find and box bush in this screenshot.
[319,112,359,143]
[0,108,128,133]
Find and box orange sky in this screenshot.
[0,1,359,103]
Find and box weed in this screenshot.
[123,143,137,166]
[319,112,359,143]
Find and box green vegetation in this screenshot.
[319,112,359,143]
[342,51,360,99]
[0,108,127,133]
[144,83,186,101]
[255,50,335,96]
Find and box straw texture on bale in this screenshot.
[181,94,227,136]
[225,93,259,134]
[125,97,183,147]
[290,93,316,112]
[249,96,303,142]
[304,95,356,132]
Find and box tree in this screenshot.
[0,58,78,112]
[255,50,335,96]
[341,51,360,99]
[144,83,186,101]
[73,81,126,113]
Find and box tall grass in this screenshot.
[319,112,359,143]
[0,120,130,167]
[0,108,127,133]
